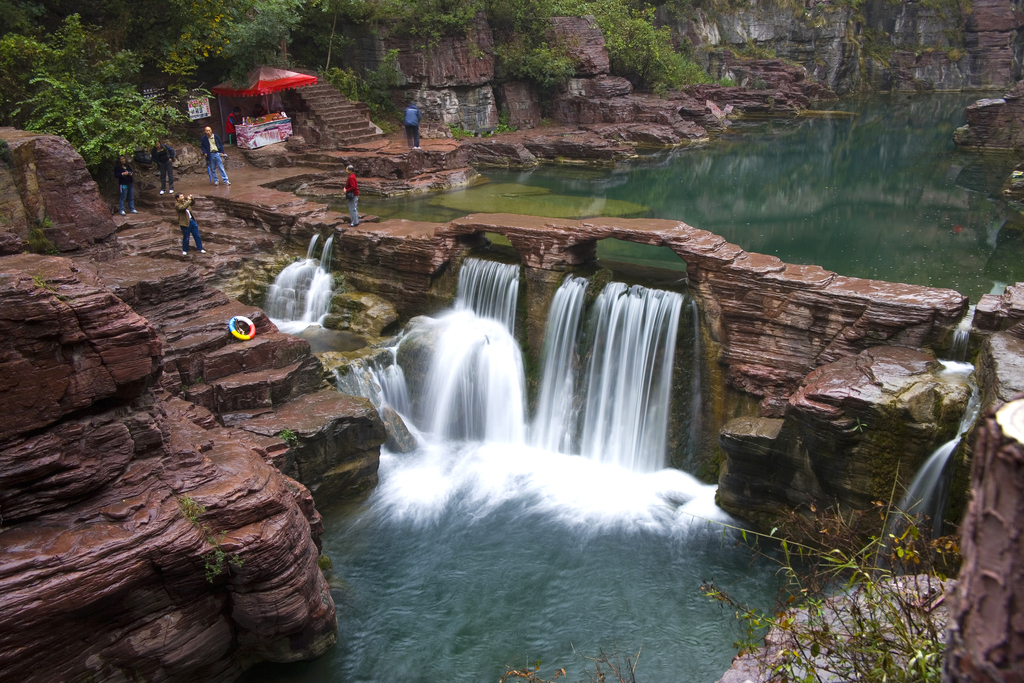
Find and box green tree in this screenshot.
[0,15,183,172]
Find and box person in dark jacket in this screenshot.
[175,193,206,255]
[114,155,137,215]
[344,165,359,226]
[404,102,421,149]
[151,140,176,195]
[200,126,230,186]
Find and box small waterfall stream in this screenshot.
[455,258,520,333]
[898,361,981,538]
[265,234,335,332]
[948,305,975,362]
[531,276,589,452]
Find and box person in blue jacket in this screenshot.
[404,101,421,149]
[200,125,230,186]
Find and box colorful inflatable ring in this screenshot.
[229,315,256,341]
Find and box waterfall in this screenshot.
[898,361,980,538]
[948,305,975,362]
[418,311,527,444]
[306,233,319,260]
[265,234,335,329]
[579,283,683,472]
[455,258,520,333]
[532,276,589,452]
[334,346,412,419]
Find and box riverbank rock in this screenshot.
[954,81,1024,151]
[717,346,972,525]
[324,292,399,337]
[0,128,118,258]
[0,254,337,682]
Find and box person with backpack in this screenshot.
[151,140,176,195]
[404,101,422,149]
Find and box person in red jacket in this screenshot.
[226,107,242,146]
[344,164,359,226]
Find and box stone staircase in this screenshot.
[290,81,385,149]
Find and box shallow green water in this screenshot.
[351,93,1022,301]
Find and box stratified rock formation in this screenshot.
[717,346,971,522]
[0,128,118,257]
[681,0,1022,94]
[954,81,1024,151]
[0,255,337,682]
[91,256,385,505]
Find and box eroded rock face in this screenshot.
[546,15,611,76]
[324,292,399,337]
[497,81,543,129]
[954,82,1024,151]
[0,128,118,257]
[0,255,337,682]
[717,346,971,523]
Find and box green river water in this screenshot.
[353,92,1023,302]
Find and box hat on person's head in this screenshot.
[346,165,355,173]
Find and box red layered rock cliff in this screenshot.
[0,255,338,682]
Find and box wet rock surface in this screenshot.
[0,255,339,682]
[717,346,971,523]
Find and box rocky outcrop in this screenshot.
[717,346,972,523]
[497,81,543,129]
[0,254,337,682]
[341,12,499,132]
[546,15,611,76]
[324,291,399,337]
[92,256,384,498]
[954,81,1024,151]
[0,128,118,258]
[679,0,1022,94]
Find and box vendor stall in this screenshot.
[211,67,317,147]
[235,113,293,149]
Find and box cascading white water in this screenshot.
[948,305,975,362]
[898,361,980,538]
[334,346,412,419]
[579,283,683,472]
[531,276,588,452]
[418,311,528,444]
[455,258,520,333]
[265,234,335,331]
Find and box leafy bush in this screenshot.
[703,507,959,683]
[550,0,714,91]
[1,15,184,173]
[323,48,402,122]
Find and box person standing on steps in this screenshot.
[344,165,359,226]
[151,139,176,195]
[176,193,206,256]
[404,101,421,149]
[114,155,137,215]
[200,125,230,186]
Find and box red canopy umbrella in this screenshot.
[211,67,317,96]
